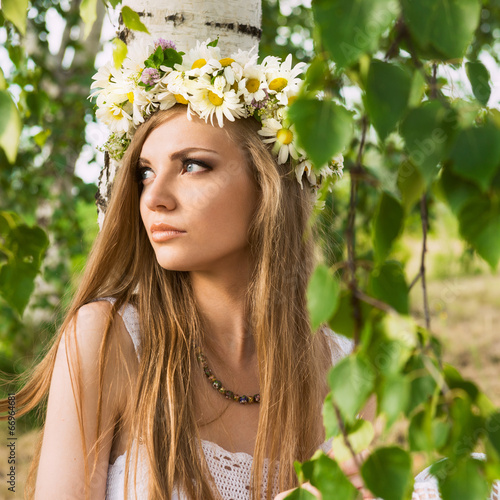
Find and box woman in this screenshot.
[0,38,373,499]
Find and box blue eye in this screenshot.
[184,160,210,174]
[137,167,154,182]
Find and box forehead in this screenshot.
[141,112,241,158]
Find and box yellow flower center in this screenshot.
[192,58,207,69]
[208,91,223,106]
[246,78,260,93]
[174,94,189,105]
[127,91,134,104]
[277,128,293,145]
[288,95,297,105]
[112,108,123,120]
[219,57,235,67]
[269,77,288,92]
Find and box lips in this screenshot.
[150,222,186,243]
[150,222,186,233]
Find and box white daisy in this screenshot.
[265,54,306,99]
[190,80,246,128]
[238,65,267,104]
[90,62,118,97]
[230,46,259,68]
[295,154,345,190]
[180,39,221,76]
[96,101,133,135]
[122,41,155,78]
[258,118,299,164]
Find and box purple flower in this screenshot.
[155,38,176,51]
[251,89,270,109]
[141,67,160,86]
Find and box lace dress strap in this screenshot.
[94,297,141,361]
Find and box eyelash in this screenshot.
[135,159,211,183]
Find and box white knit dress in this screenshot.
[100,298,498,500]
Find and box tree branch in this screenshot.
[346,116,368,346]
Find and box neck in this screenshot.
[190,259,255,366]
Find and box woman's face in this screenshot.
[139,112,260,273]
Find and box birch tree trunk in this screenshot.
[96,0,262,226]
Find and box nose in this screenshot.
[141,169,177,212]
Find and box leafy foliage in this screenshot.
[285,0,500,497]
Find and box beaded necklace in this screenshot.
[195,346,260,405]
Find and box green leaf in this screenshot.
[405,355,438,414]
[438,166,482,216]
[377,375,410,428]
[0,68,6,91]
[1,0,28,35]
[328,291,373,339]
[307,264,340,331]
[361,446,413,500]
[328,354,375,422]
[408,70,426,108]
[112,38,128,69]
[284,488,318,499]
[400,101,457,187]
[288,98,353,168]
[107,0,121,7]
[369,261,409,314]
[312,0,398,67]
[486,412,500,457]
[436,457,490,500]
[365,60,412,140]
[466,61,491,106]
[80,0,98,39]
[323,392,341,439]
[330,419,374,463]
[409,409,450,452]
[449,123,500,191]
[121,6,150,34]
[207,38,219,47]
[458,195,500,270]
[372,193,405,263]
[0,90,22,164]
[401,0,482,60]
[309,453,359,499]
[0,261,38,316]
[397,160,426,211]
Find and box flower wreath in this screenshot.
[90,38,344,192]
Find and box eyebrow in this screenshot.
[138,147,220,165]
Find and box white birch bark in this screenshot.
[96,0,262,226]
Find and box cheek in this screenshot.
[192,182,256,240]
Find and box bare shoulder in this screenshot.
[36,299,138,498]
[60,300,138,422]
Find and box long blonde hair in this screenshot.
[1,105,334,499]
